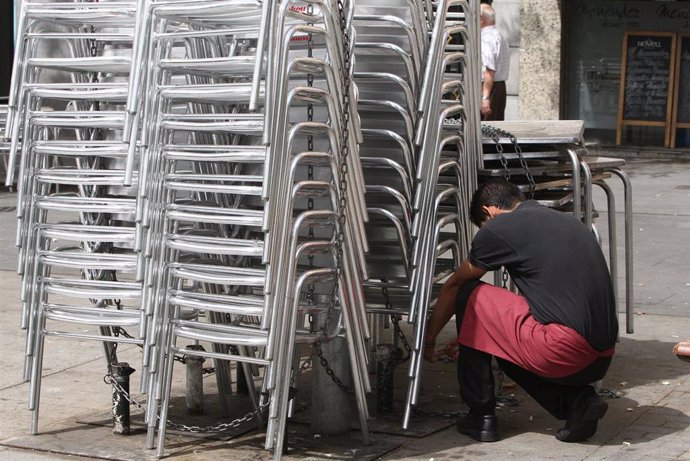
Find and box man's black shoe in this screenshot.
[456,413,499,442]
[556,387,608,443]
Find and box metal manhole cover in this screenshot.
[0,206,16,213]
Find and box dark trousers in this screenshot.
[482,81,507,122]
[454,281,612,419]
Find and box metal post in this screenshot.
[111,362,135,435]
[608,167,634,334]
[311,336,352,434]
[185,345,205,415]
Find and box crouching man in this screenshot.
[425,179,618,443]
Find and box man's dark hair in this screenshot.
[470,179,525,226]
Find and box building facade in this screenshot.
[495,0,690,148]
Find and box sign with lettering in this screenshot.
[616,31,676,147]
[671,33,690,147]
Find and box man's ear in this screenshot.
[481,205,492,220]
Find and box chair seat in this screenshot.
[168,262,266,286]
[159,113,264,135]
[39,250,138,272]
[166,233,264,257]
[34,168,137,187]
[168,289,264,317]
[38,224,136,244]
[29,111,126,130]
[162,144,267,163]
[172,319,268,348]
[164,174,263,196]
[166,203,264,227]
[41,277,142,300]
[159,56,261,78]
[34,195,137,214]
[28,86,129,104]
[158,82,265,105]
[27,56,132,74]
[32,141,129,158]
[42,303,141,327]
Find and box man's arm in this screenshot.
[481,68,495,118]
[424,259,487,361]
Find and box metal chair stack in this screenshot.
[126,0,370,456]
[403,0,481,427]
[401,0,483,429]
[6,0,491,452]
[351,0,482,429]
[2,0,146,437]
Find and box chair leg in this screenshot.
[28,310,46,435]
[155,339,178,458]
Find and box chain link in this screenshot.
[310,0,355,394]
[111,324,213,375]
[172,353,216,375]
[412,408,463,419]
[331,0,352,309]
[597,387,620,399]
[481,124,536,199]
[380,277,411,363]
[103,374,266,434]
[314,341,355,395]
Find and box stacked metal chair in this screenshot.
[6,0,492,454]
[352,0,482,429]
[402,0,482,429]
[124,0,371,457]
[2,0,146,437]
[0,105,8,180]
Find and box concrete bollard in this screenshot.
[111,362,136,435]
[376,344,395,414]
[185,345,206,415]
[311,336,352,434]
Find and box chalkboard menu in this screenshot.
[617,32,677,147]
[674,34,690,125]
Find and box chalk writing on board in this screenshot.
[622,35,673,122]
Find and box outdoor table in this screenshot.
[481,120,634,333]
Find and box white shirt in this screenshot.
[481,25,510,82]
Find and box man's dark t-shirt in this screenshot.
[468,200,618,351]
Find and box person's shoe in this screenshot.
[556,387,608,443]
[456,412,499,442]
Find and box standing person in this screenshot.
[480,4,510,121]
[424,180,618,443]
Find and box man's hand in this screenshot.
[424,344,438,362]
[481,99,492,117]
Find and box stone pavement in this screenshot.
[0,157,689,460]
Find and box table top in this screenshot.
[482,120,585,145]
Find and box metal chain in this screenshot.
[483,125,510,180]
[299,352,314,374]
[306,6,316,302]
[380,277,411,363]
[481,124,536,198]
[103,374,265,433]
[330,0,352,313]
[109,324,216,375]
[412,407,463,418]
[311,0,355,394]
[597,387,620,399]
[314,342,355,395]
[172,353,216,375]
